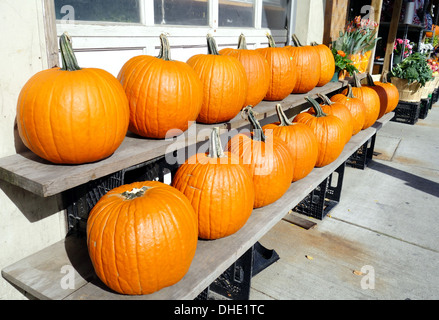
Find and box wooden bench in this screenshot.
[1,111,395,300]
[0,73,396,300]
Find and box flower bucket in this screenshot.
[348,51,371,73]
[391,77,422,102]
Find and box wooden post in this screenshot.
[323,0,350,46]
[42,0,59,68]
[382,0,403,74]
[367,0,384,74]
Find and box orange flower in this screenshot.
[337,50,346,57]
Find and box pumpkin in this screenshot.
[16,32,129,164]
[373,72,400,114]
[118,34,203,138]
[263,104,318,181]
[172,127,255,240]
[315,93,354,143]
[219,34,270,107]
[311,41,336,87]
[363,73,390,119]
[187,34,248,124]
[342,72,380,129]
[293,97,346,167]
[256,33,296,101]
[285,35,320,93]
[228,106,293,208]
[86,181,198,295]
[330,85,367,135]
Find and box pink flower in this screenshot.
[397,39,403,44]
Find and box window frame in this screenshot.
[54,0,295,50]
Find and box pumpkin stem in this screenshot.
[207,34,220,55]
[157,33,172,61]
[208,127,226,158]
[275,104,294,126]
[291,34,303,47]
[305,96,327,118]
[237,33,248,50]
[381,70,389,83]
[121,186,150,200]
[310,41,319,46]
[317,93,334,106]
[352,71,362,88]
[365,73,376,86]
[243,106,265,142]
[346,84,356,99]
[266,33,277,48]
[59,32,81,71]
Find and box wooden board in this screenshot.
[0,79,355,198]
[2,112,394,300]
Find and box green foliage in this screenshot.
[331,48,359,74]
[390,52,433,87]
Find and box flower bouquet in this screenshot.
[331,48,359,80]
[332,15,381,73]
[393,38,414,65]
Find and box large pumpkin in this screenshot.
[293,97,346,167]
[311,41,336,87]
[369,72,400,115]
[172,127,255,240]
[263,104,318,181]
[118,34,203,138]
[87,181,198,295]
[315,93,354,144]
[256,34,296,101]
[285,35,320,93]
[219,34,270,107]
[330,85,367,135]
[342,72,380,129]
[16,33,129,164]
[187,34,248,124]
[228,106,293,208]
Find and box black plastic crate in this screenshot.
[419,98,430,119]
[432,88,439,104]
[200,242,279,300]
[346,134,376,170]
[293,162,346,220]
[64,156,179,235]
[391,100,420,125]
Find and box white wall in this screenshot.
[294,0,326,45]
[0,0,67,299]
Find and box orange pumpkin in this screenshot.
[285,35,320,93]
[219,34,270,107]
[118,34,203,138]
[263,104,318,181]
[187,34,248,124]
[228,106,293,208]
[172,127,255,240]
[330,85,367,135]
[311,41,336,87]
[315,93,354,143]
[293,97,346,167]
[16,33,129,164]
[256,34,296,101]
[342,72,380,129]
[373,72,400,114]
[87,181,198,295]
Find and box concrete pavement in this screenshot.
[250,104,439,300]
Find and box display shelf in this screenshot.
[1,112,395,300]
[0,79,356,198]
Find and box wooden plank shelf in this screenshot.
[1,112,394,300]
[0,79,357,198]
